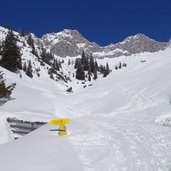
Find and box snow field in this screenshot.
[0,45,171,170]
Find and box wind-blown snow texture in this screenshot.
[0,28,171,170]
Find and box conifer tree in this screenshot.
[95,59,99,71]
[88,74,91,81]
[27,34,34,47]
[84,56,89,71]
[74,58,79,69]
[26,60,33,78]
[81,50,86,64]
[0,28,22,72]
[93,67,98,80]
[0,71,16,98]
[103,63,110,77]
[0,43,2,55]
[41,48,46,59]
[88,64,91,81]
[68,59,71,66]
[23,62,27,72]
[27,34,37,56]
[99,65,104,74]
[123,63,127,67]
[81,51,89,71]
[106,62,110,75]
[56,60,60,71]
[90,56,95,73]
[76,60,85,80]
[118,62,122,69]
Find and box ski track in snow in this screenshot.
[70,115,171,171]
[114,87,157,114]
[68,87,171,171]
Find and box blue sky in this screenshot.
[1,0,171,45]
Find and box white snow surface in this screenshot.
[155,114,171,128]
[0,46,171,170]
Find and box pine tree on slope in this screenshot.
[76,60,85,80]
[0,28,22,72]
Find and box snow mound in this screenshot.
[0,124,83,171]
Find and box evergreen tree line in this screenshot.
[41,49,63,79]
[41,49,62,70]
[22,47,63,79]
[74,51,111,81]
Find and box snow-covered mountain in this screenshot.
[40,30,168,58]
[41,29,103,57]
[97,33,167,58]
[0,26,169,59]
[0,26,171,170]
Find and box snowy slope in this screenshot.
[0,43,171,170]
[0,124,83,171]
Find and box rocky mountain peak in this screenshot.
[63,29,80,35]
[100,33,167,58]
[41,29,102,57]
[121,33,159,46]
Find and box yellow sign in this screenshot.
[50,118,70,125]
[50,118,70,136]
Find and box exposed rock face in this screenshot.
[103,34,167,57]
[41,29,102,57]
[40,30,168,58]
[121,34,166,53]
